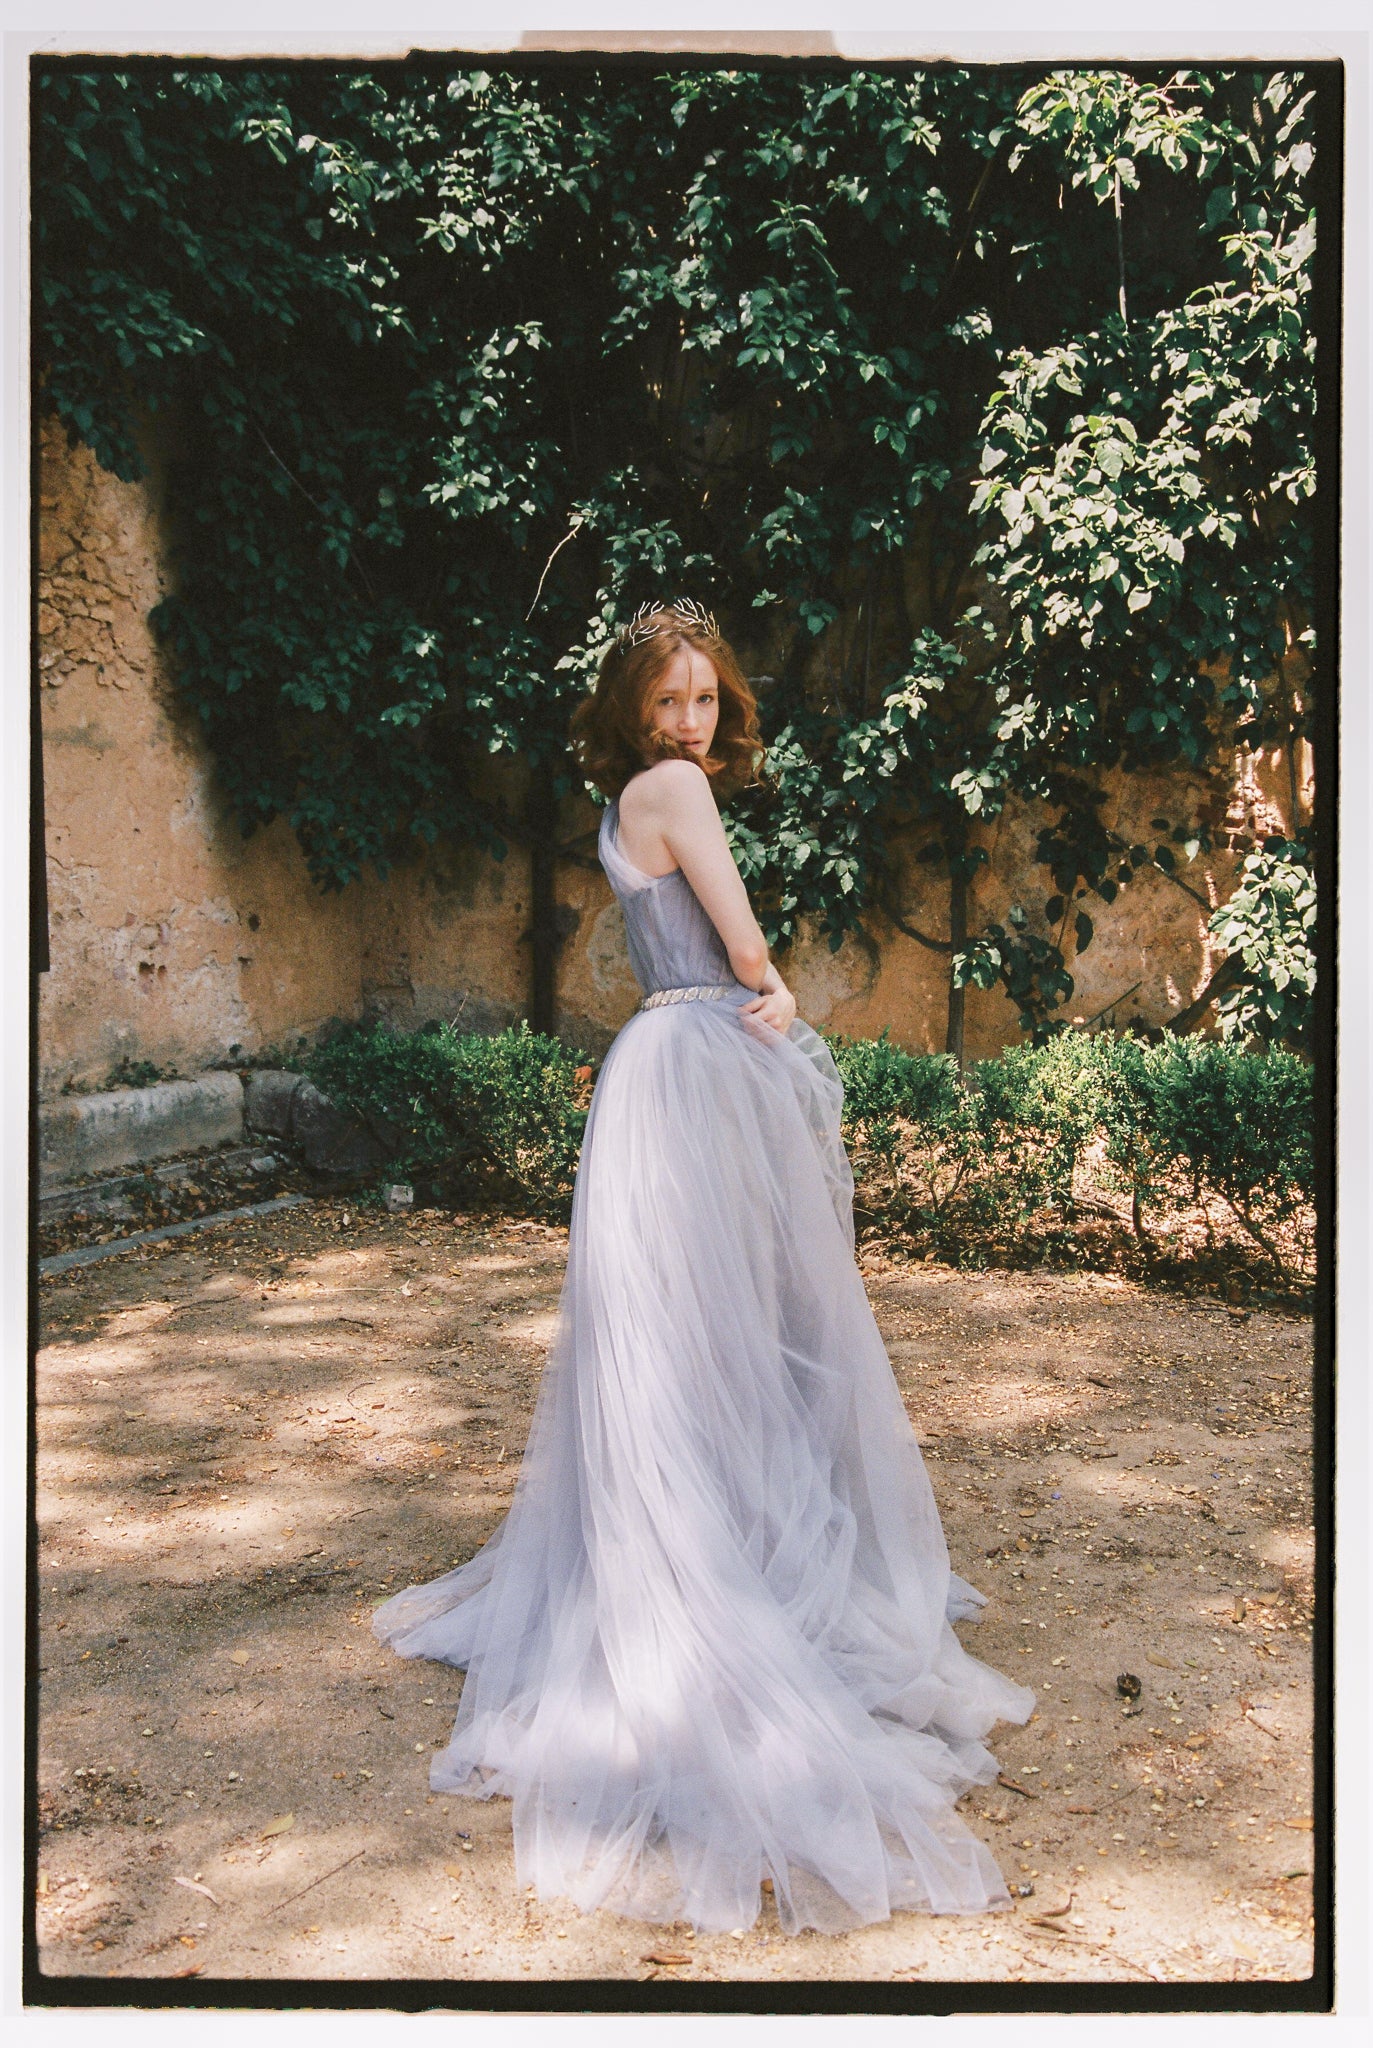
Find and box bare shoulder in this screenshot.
[621,758,713,824]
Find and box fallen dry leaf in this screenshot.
[1281,1817,1314,1831]
[228,1650,250,1666]
[1065,1805,1097,1816]
[1145,1652,1177,1670]
[443,1862,466,1882]
[997,1772,1038,1799]
[642,1951,692,1967]
[260,1813,294,1839]
[172,1875,221,1905]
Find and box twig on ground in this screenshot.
[276,1848,366,1911]
[1239,1697,1282,1740]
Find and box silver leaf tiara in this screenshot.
[615,596,719,651]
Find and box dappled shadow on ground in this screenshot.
[34,1203,1315,1986]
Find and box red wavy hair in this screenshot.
[569,608,766,801]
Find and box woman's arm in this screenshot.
[742,958,798,1036]
[631,760,771,989]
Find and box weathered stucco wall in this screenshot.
[37,417,1309,1097]
[37,416,527,1096]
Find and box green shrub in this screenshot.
[826,1027,1312,1280]
[828,1030,964,1158]
[286,1018,1313,1283]
[303,1019,592,1219]
[1134,1037,1312,1256]
[968,1033,1108,1217]
[1093,1031,1178,1224]
[1094,1033,1313,1259]
[104,1055,177,1090]
[827,1031,981,1241]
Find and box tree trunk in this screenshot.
[945,863,968,1068]
[526,762,559,1036]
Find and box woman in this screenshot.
[373,599,1035,1936]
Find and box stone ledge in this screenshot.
[245,1066,401,1176]
[38,1065,401,1190]
[39,1071,245,1190]
[39,1143,280,1225]
[243,1068,304,1138]
[39,1192,312,1277]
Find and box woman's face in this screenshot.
[645,642,720,761]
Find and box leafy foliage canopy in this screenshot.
[36,59,1318,1038]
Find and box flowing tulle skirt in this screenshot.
[373,992,1036,1934]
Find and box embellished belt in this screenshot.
[638,982,733,1011]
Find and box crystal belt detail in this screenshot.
[639,983,732,1011]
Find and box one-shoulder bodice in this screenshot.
[598,797,739,999]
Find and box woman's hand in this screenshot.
[741,978,797,1036]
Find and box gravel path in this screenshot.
[34,1201,1315,1987]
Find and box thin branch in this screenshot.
[1225,1192,1297,1274]
[1113,166,1128,328]
[525,512,585,621]
[880,892,953,954]
[863,567,875,710]
[1164,951,1244,1035]
[1106,828,1212,910]
[251,419,378,604]
[928,142,1005,320]
[1080,980,1142,1028]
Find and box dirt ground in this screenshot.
[34,1200,1316,1989]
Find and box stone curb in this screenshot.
[38,1193,312,1277]
[39,1144,280,1226]
[39,1071,245,1190]
[39,1064,401,1194]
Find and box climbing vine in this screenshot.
[36,58,1320,1045]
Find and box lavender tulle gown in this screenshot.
[372,795,1036,1935]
